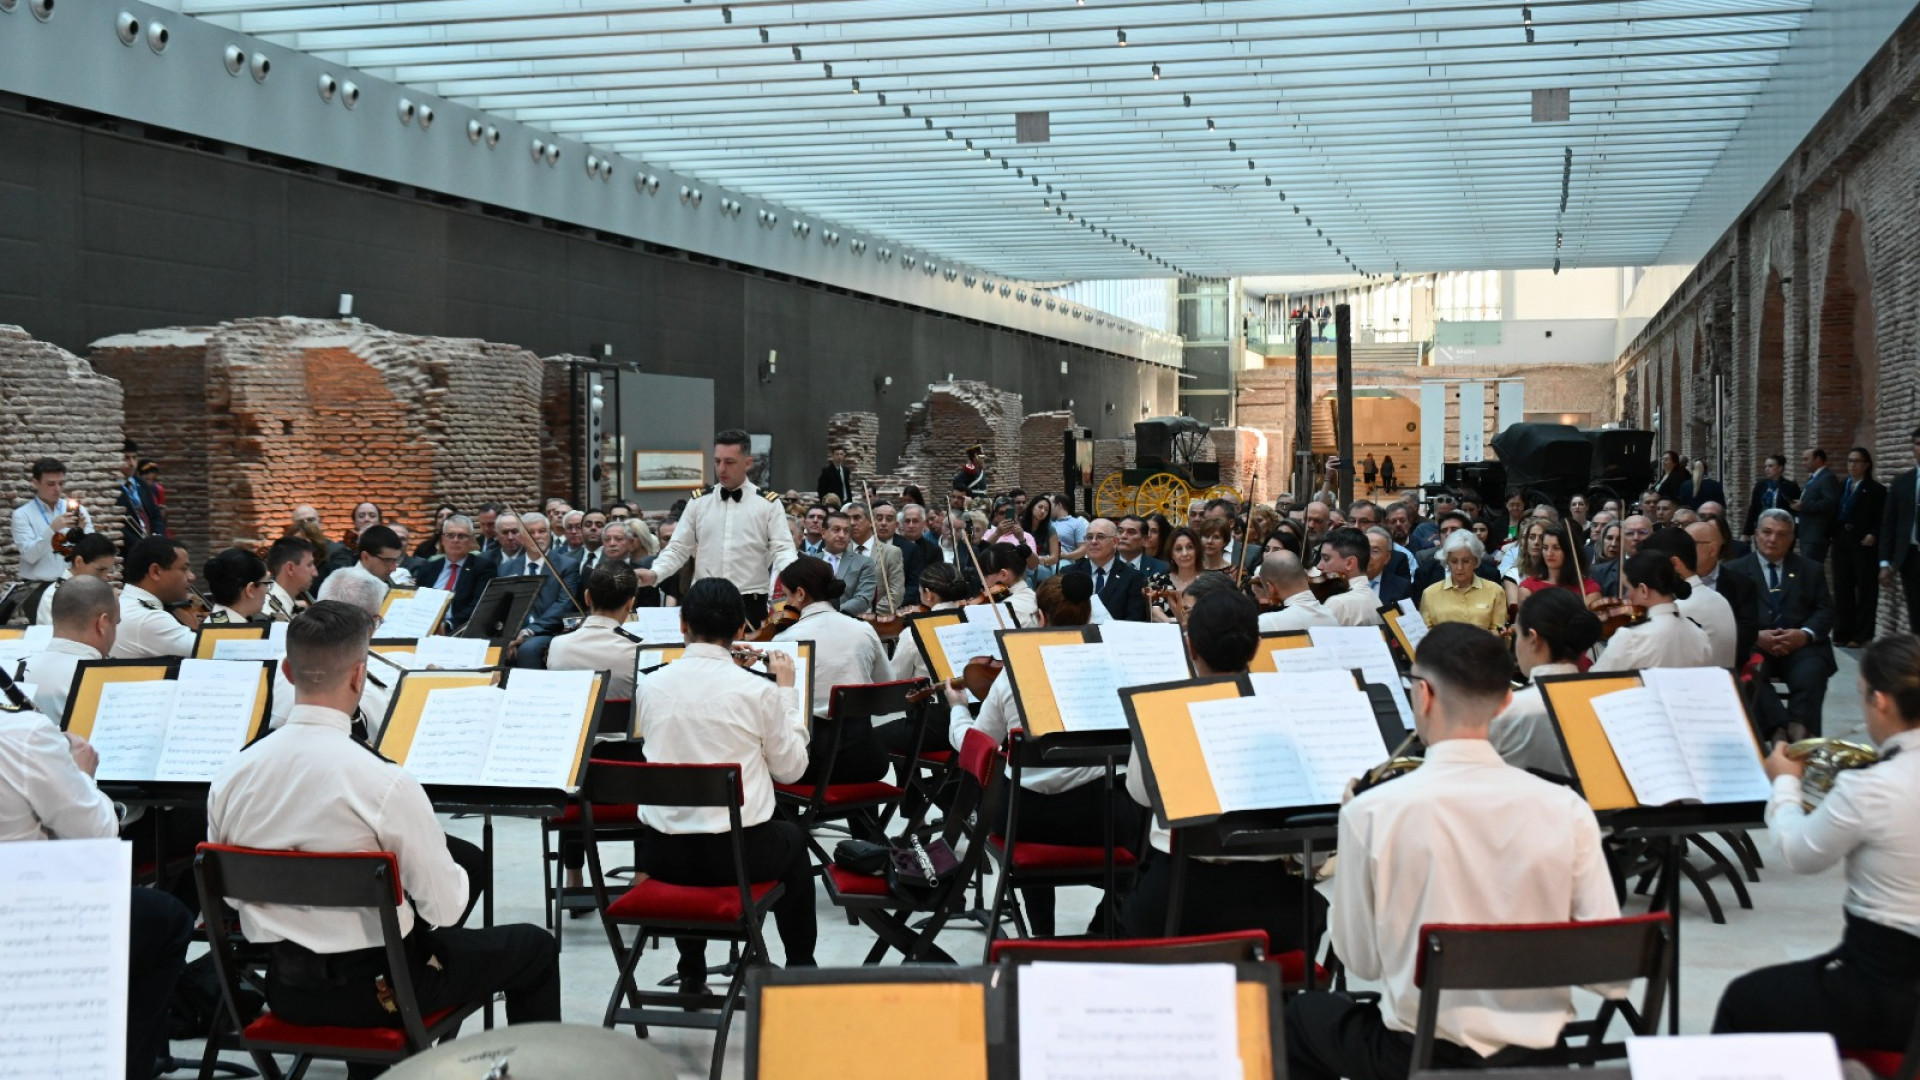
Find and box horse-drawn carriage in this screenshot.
[1090,417,1242,525]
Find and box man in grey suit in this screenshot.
[495,511,583,668]
[820,508,877,615]
[847,501,906,614]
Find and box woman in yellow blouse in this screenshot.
[1420,529,1510,632]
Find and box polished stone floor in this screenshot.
[178,652,1870,1079]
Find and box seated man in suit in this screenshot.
[1688,518,1758,664]
[1366,526,1413,609]
[1118,515,1170,577]
[420,514,495,633]
[496,511,583,668]
[1724,509,1837,740]
[819,508,877,615]
[1065,517,1148,621]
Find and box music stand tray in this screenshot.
[457,576,546,644]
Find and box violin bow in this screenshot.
[504,505,586,614]
[959,514,1007,630]
[1234,461,1259,586]
[862,480,899,616]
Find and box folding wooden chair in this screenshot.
[773,681,915,860]
[540,735,647,934]
[1841,990,1920,1080]
[194,845,484,1080]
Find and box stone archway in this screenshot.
[1815,210,1879,450]
[1756,270,1786,455]
[1666,345,1683,454]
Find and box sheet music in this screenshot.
[1096,621,1192,687]
[962,601,1020,631]
[402,685,503,784]
[626,606,685,643]
[1189,696,1316,811]
[1278,685,1393,802]
[89,680,177,781]
[0,837,130,1079]
[480,669,594,789]
[1394,599,1430,654]
[1626,1033,1843,1080]
[1591,687,1701,806]
[378,587,453,640]
[1266,645,1343,674]
[210,638,283,662]
[412,636,491,669]
[1249,670,1362,700]
[1307,626,1414,728]
[1039,643,1130,731]
[752,641,812,725]
[21,625,52,648]
[152,665,261,781]
[1641,667,1771,804]
[935,620,1002,667]
[1018,961,1240,1080]
[268,621,288,647]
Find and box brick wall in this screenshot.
[1019,411,1077,496]
[0,326,125,577]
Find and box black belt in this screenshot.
[1839,913,1920,987]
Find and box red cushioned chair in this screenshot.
[883,687,961,838]
[1410,913,1672,1070]
[822,726,1003,963]
[193,844,484,1080]
[982,728,1137,951]
[540,732,647,935]
[581,760,782,1080]
[774,681,915,861]
[1841,990,1920,1079]
[988,927,1327,987]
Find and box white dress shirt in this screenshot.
[1003,579,1039,625]
[632,643,809,834]
[1489,662,1578,775]
[31,571,71,625]
[0,704,117,842]
[647,481,798,597]
[1258,589,1339,632]
[775,602,891,715]
[1765,726,1920,938]
[949,672,1103,794]
[1675,575,1739,668]
[208,704,468,951]
[1333,739,1621,1056]
[266,581,300,622]
[19,638,102,722]
[110,584,196,659]
[269,667,393,741]
[1326,574,1384,626]
[1590,603,1715,672]
[547,614,640,700]
[10,497,91,582]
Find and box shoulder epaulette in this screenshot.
[763,490,782,503]
[613,626,645,644]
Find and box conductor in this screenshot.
[637,429,798,625]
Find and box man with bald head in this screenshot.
[20,575,119,720]
[1687,518,1758,663]
[1255,551,1338,631]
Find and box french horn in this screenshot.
[1351,755,1423,797]
[1784,738,1879,811]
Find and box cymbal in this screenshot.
[384,1022,678,1080]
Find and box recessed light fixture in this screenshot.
[1116,28,1127,45]
[544,143,560,165]
[116,11,140,46]
[1152,63,1160,79]
[251,52,271,81]
[146,19,168,52]
[485,126,500,148]
[341,81,359,108]
[467,119,483,143]
[224,43,245,74]
[398,98,416,125]
[758,26,768,42]
[318,74,337,102]
[418,105,433,130]
[532,139,546,161]
[28,0,52,21]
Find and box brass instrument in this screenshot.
[1784,738,1879,811]
[1351,756,1423,797]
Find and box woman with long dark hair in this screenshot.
[1590,551,1714,671]
[773,555,892,784]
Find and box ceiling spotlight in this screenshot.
[1525,25,1534,42]
[1151,63,1160,79]
[721,5,732,22]
[1207,118,1215,131]
[532,139,547,161]
[1228,139,1236,151]
[946,129,954,141]
[224,43,247,75]
[116,11,140,47]
[1116,28,1127,45]
[398,98,416,126]
[418,104,434,130]
[852,79,861,93]
[877,91,886,104]
[902,104,911,117]
[758,26,769,43]
[965,139,973,149]
[146,20,169,53]
[822,62,833,78]
[251,52,271,82]
[1248,159,1255,170]
[925,118,933,129]
[1522,6,1533,24]
[1277,190,1285,199]
[544,142,560,165]
[485,126,500,148]
[791,45,802,61]
[341,81,359,108]
[467,118,484,143]
[1183,93,1192,107]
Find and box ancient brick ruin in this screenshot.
[0,326,126,571]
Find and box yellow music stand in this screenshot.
[1247,630,1312,673]
[1117,676,1252,827]
[192,624,271,659]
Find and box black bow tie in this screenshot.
[720,487,742,503]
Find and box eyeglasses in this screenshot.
[370,553,402,566]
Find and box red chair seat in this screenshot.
[1840,1049,1902,1077]
[1273,949,1330,986]
[827,866,893,898]
[547,803,640,828]
[774,780,902,807]
[606,878,779,923]
[243,1007,462,1051]
[989,835,1139,872]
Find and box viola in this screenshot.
[50,499,85,559]
[905,655,1005,705]
[747,602,801,642]
[865,604,928,642]
[1307,569,1350,603]
[1587,595,1648,639]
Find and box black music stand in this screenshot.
[456,576,544,643]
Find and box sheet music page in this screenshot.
[1591,687,1701,806]
[481,669,595,789]
[962,602,1020,631]
[1394,599,1430,654]
[153,665,262,781]
[210,638,283,661]
[1018,961,1240,1080]
[1039,643,1130,731]
[1277,686,1393,804]
[412,636,491,669]
[752,641,812,725]
[0,837,130,1079]
[935,620,1002,666]
[1096,622,1192,687]
[1641,667,1772,804]
[1266,645,1343,674]
[1189,695,1315,811]
[268,621,288,646]
[1626,1033,1843,1080]
[402,685,504,784]
[1307,626,1415,728]
[626,606,685,643]
[22,624,52,648]
[1249,670,1362,700]
[90,680,178,781]
[379,588,453,640]
[1087,593,1114,625]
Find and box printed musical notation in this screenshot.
[394,668,596,790]
[0,837,131,1080]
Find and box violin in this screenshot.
[747,602,801,642]
[865,604,928,642]
[50,499,85,560]
[1308,568,1350,603]
[904,655,1005,705]
[1586,593,1647,639]
[964,583,1012,607]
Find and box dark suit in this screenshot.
[1126,554,1170,579]
[897,534,943,595]
[113,476,166,549]
[816,463,852,502]
[1831,475,1887,643]
[1881,466,1920,633]
[1066,558,1148,622]
[1690,477,1727,510]
[497,550,583,668]
[421,554,496,632]
[1723,552,1837,737]
[1743,477,1800,537]
[1702,564,1759,669]
[1371,573,1413,609]
[1796,467,1842,562]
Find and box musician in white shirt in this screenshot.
[632,577,817,989]
[209,601,560,1031]
[547,567,643,700]
[1491,588,1598,776]
[1644,528,1739,669]
[1713,634,1920,1051]
[20,575,119,722]
[1287,622,1621,1080]
[200,547,273,625]
[1318,527,1384,626]
[9,456,93,585]
[1589,552,1715,672]
[111,537,201,659]
[637,429,798,625]
[773,556,892,785]
[265,535,317,622]
[1255,550,1339,631]
[31,532,117,626]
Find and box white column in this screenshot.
[1420,381,1448,484]
[1458,381,1486,462]
[1497,380,1526,434]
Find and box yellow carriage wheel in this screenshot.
[1134,472,1192,525]
[1093,473,1133,518]
[1198,484,1243,505]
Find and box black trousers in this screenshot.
[1713,914,1920,1051]
[1285,992,1530,1080]
[1118,848,1327,953]
[130,886,193,1080]
[1897,550,1920,634]
[1751,642,1836,738]
[640,820,817,980]
[797,717,889,786]
[997,781,1138,938]
[265,923,560,1031]
[1830,533,1881,642]
[444,833,485,925]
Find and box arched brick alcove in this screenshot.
[1816,210,1879,450]
[1757,270,1787,456]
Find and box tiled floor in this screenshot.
[177,653,1870,1079]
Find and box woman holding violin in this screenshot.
[1146,527,1208,623]
[1589,551,1715,672]
[772,555,893,784]
[944,573,1134,937]
[1419,530,1509,633]
[1517,525,1600,603]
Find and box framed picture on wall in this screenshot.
[632,450,707,491]
[747,433,774,488]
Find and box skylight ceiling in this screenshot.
[179,0,1829,281]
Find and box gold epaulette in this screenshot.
[763,490,782,503]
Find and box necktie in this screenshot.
[1767,562,1780,591]
[1843,479,1856,517]
[1096,567,1108,593]
[445,560,459,592]
[721,487,742,503]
